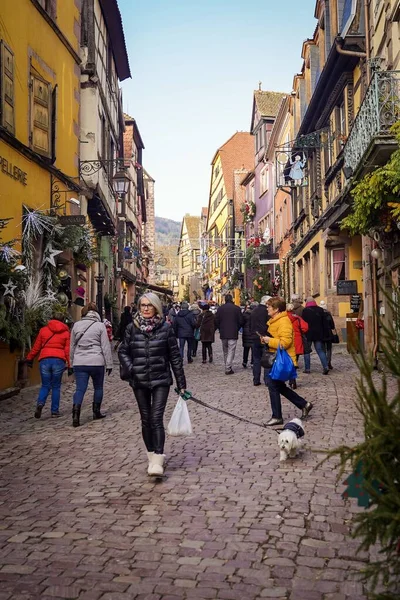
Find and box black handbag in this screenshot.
[331,329,340,344]
[261,347,276,369]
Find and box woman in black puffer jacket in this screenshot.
[118,293,186,477]
[242,303,257,368]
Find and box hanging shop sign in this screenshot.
[0,156,28,186]
[58,215,86,226]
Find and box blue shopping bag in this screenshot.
[270,346,297,381]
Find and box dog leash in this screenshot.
[175,388,269,429]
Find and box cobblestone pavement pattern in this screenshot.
[0,339,374,599]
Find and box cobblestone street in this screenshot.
[0,341,372,600]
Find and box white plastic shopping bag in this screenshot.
[167,396,192,436]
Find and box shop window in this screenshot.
[330,247,346,287]
[30,72,53,158]
[0,41,15,135]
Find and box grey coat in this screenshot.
[70,311,113,369]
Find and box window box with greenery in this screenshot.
[341,122,400,236]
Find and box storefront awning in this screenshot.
[87,193,116,236]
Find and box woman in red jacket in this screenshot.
[26,312,71,419]
[286,303,309,389]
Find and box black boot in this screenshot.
[92,402,106,420]
[209,352,213,363]
[72,405,81,428]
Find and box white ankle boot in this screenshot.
[148,453,165,476]
[147,452,155,475]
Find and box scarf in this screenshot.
[135,313,162,334]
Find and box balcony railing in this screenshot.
[344,70,400,173]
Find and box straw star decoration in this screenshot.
[43,246,63,267]
[2,279,17,297]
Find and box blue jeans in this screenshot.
[304,341,328,371]
[252,341,268,385]
[38,358,66,413]
[265,369,307,420]
[179,338,193,361]
[73,366,105,407]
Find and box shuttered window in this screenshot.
[30,73,52,158]
[0,41,15,135]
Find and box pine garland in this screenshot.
[329,289,400,598]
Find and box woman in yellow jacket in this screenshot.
[261,297,313,426]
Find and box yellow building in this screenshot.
[0,0,81,389]
[341,0,400,351]
[287,1,366,337]
[205,132,253,304]
[177,215,201,301]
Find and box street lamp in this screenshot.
[112,168,131,196]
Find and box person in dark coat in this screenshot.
[190,303,202,357]
[173,301,197,363]
[196,303,215,363]
[242,303,257,368]
[302,297,330,374]
[118,292,186,477]
[115,306,132,349]
[320,300,336,369]
[215,294,244,375]
[249,295,271,386]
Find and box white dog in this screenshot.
[278,418,305,461]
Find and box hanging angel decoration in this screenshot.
[289,153,306,186]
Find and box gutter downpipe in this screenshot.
[363,0,379,365]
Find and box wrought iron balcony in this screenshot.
[344,70,400,175]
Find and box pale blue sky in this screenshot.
[119,0,317,221]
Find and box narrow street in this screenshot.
[0,343,371,600]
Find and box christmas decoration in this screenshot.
[22,206,55,240]
[0,244,20,264]
[328,288,400,598]
[2,278,17,297]
[42,245,63,267]
[273,266,282,293]
[44,290,58,301]
[342,460,381,508]
[240,200,256,224]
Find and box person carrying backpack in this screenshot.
[173,302,196,363]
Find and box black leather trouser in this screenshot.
[133,386,170,454]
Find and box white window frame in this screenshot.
[260,166,269,195]
[330,246,346,288]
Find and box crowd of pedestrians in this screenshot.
[25,290,339,476]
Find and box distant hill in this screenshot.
[155,216,181,246]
